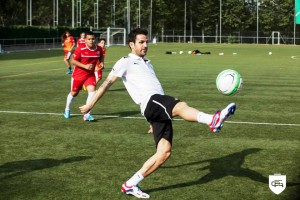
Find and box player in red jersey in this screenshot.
[64,31,104,121]
[77,32,86,48]
[61,31,75,74]
[95,38,106,83]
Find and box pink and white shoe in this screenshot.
[121,182,150,199]
[83,113,95,121]
[209,103,236,132]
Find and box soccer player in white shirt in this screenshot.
[79,28,236,199]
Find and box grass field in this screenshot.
[0,43,299,200]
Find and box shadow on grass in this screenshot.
[108,88,127,92]
[0,156,92,180]
[146,148,300,193]
[99,110,141,118]
[70,110,141,120]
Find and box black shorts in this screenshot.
[144,94,180,146]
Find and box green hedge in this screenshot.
[0,26,90,39]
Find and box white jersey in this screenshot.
[109,53,164,114]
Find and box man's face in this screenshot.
[129,34,148,57]
[85,34,96,48]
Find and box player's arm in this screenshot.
[70,43,75,51]
[70,37,76,51]
[72,58,94,70]
[61,38,65,47]
[98,48,105,70]
[98,55,105,70]
[79,75,119,114]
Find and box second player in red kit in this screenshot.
[64,31,104,121]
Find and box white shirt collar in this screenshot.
[128,53,150,63]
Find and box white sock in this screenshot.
[86,91,96,104]
[197,112,213,125]
[126,171,144,186]
[86,91,96,114]
[65,93,75,112]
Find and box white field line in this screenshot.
[0,68,63,78]
[291,55,300,59]
[0,60,61,68]
[0,110,299,127]
[0,60,117,79]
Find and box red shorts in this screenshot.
[95,70,103,80]
[64,50,72,60]
[71,76,96,92]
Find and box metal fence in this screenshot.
[158,35,299,45]
[0,34,299,53]
[0,38,62,52]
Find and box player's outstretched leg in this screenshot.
[172,101,236,132]
[121,182,150,199]
[209,103,236,132]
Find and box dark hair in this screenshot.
[85,31,95,37]
[128,28,148,44]
[61,31,71,41]
[98,38,106,43]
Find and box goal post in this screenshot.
[92,27,126,47]
[272,31,280,45]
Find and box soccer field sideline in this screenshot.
[1,110,299,127]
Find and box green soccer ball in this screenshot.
[216,69,243,96]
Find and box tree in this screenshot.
[259,0,294,35]
[0,0,25,26]
[193,0,219,35]
[32,1,52,25]
[0,0,296,39]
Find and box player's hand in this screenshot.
[79,104,92,114]
[99,63,105,70]
[86,64,94,70]
[147,125,153,134]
